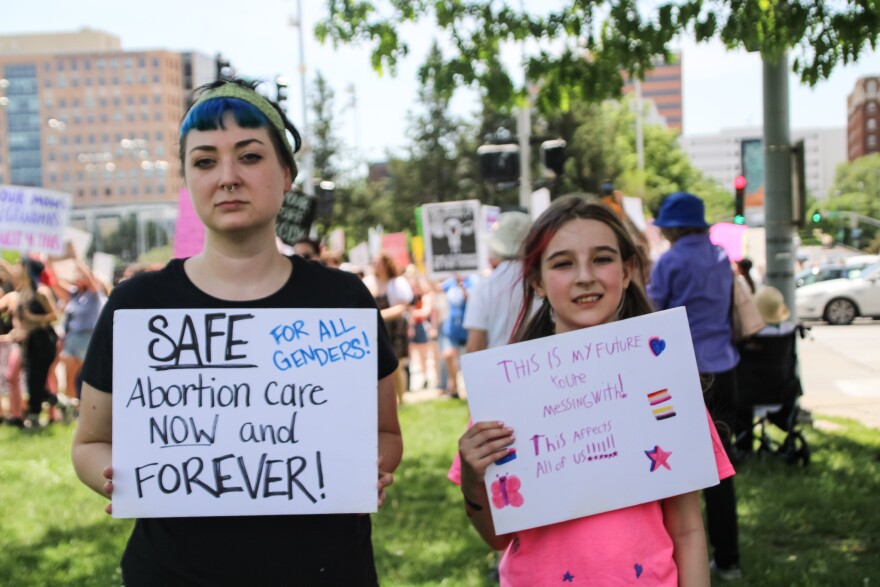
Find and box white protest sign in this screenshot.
[0,185,72,256]
[112,308,378,519]
[530,187,551,220]
[482,205,501,236]
[348,242,370,267]
[91,252,116,288]
[460,307,719,534]
[623,196,648,232]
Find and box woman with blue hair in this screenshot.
[72,79,402,585]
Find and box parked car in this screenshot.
[795,256,880,288]
[795,265,857,288]
[796,264,880,325]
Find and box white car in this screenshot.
[796,263,880,325]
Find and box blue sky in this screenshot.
[2,0,878,164]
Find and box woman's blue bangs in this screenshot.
[180,97,268,137]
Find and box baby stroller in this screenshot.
[734,323,811,467]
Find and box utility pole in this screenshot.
[292,0,314,197]
[634,79,645,171]
[762,52,795,317]
[517,103,531,210]
[516,3,532,212]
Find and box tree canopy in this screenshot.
[316,0,879,110]
[811,153,880,252]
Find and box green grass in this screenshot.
[1,404,878,586]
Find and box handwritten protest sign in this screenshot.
[0,184,71,256]
[460,308,719,534]
[112,308,378,519]
[421,200,487,277]
[275,191,317,246]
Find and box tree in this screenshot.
[317,1,879,112]
[310,71,343,183]
[308,71,344,237]
[406,42,468,205]
[829,153,880,219]
[543,97,732,221]
[352,42,475,235]
[335,177,398,249]
[318,1,878,306]
[818,154,880,252]
[100,214,138,262]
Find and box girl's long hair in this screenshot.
[510,196,653,344]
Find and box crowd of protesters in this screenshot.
[0,248,114,429]
[1,196,784,585]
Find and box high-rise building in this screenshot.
[623,54,684,132]
[847,75,879,161]
[0,28,214,211]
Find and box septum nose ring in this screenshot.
[222,183,238,192]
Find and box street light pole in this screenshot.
[516,4,532,212]
[634,79,645,171]
[517,102,531,210]
[292,0,314,197]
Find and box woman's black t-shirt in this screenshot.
[81,256,397,586]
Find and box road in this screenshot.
[405,320,880,431]
[797,320,880,429]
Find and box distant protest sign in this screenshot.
[275,191,317,246]
[421,200,487,277]
[381,232,410,272]
[173,188,205,258]
[0,185,71,256]
[112,308,378,519]
[460,308,719,534]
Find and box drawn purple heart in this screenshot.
[634,563,644,578]
[649,337,666,357]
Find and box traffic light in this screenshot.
[275,77,289,107]
[811,212,822,223]
[477,144,520,183]
[733,175,746,225]
[540,139,566,178]
[791,140,807,227]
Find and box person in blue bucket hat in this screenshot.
[648,192,744,581]
[653,191,711,229]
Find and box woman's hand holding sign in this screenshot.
[102,466,114,515]
[457,421,515,550]
[459,421,515,485]
[377,456,394,508]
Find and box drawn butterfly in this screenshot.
[491,474,525,509]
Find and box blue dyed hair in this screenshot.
[178,85,297,178]
[180,96,269,137]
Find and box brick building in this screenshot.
[623,54,684,132]
[847,75,880,161]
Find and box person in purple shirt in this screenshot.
[648,191,743,581]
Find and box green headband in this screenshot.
[189,83,298,166]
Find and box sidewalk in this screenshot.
[797,323,880,430]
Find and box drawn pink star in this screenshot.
[645,445,672,472]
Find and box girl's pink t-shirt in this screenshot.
[449,410,734,586]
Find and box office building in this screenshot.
[0,28,215,210]
[679,127,847,201]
